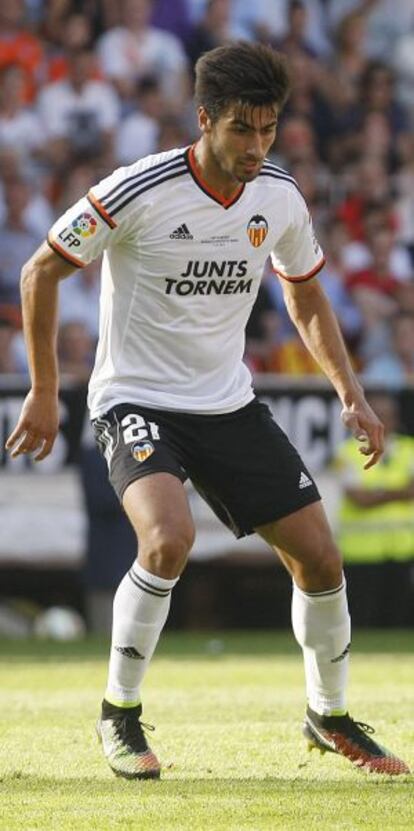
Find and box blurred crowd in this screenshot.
[1,0,414,387]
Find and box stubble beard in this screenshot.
[211,142,262,185]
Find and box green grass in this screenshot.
[1,630,413,830]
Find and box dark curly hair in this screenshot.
[194,41,291,122]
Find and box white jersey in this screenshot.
[48,146,324,418]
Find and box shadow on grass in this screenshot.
[0,630,413,663]
[1,772,412,793]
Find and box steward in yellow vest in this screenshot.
[335,394,414,563]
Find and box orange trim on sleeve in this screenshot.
[273,257,326,284]
[47,234,84,269]
[87,191,117,228]
[188,144,245,208]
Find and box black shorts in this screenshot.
[92,398,320,538]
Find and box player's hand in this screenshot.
[341,398,384,470]
[5,389,59,462]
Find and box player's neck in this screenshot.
[192,139,242,201]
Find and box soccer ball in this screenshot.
[33,606,86,641]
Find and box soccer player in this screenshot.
[6,42,409,778]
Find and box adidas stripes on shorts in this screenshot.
[92,398,320,538]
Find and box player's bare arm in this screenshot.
[5,242,76,461]
[280,276,384,469]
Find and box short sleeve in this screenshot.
[271,190,325,283]
[47,166,132,269]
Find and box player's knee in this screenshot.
[140,522,195,577]
[294,534,343,590]
[314,541,343,584]
[309,538,343,586]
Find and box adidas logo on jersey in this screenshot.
[299,471,312,489]
[170,223,193,240]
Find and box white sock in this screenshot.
[105,563,179,707]
[291,578,351,716]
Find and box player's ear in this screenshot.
[198,106,212,133]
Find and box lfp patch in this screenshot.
[72,212,98,238]
[247,215,268,247]
[131,440,155,463]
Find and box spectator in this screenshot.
[363,312,414,387]
[397,281,414,316]
[78,441,137,634]
[97,0,189,108]
[264,334,322,375]
[276,1,320,60]
[336,156,393,241]
[335,392,414,563]
[334,390,414,625]
[245,282,280,372]
[0,0,412,388]
[0,150,53,237]
[276,114,319,167]
[0,178,41,305]
[355,112,396,171]
[44,12,96,84]
[394,149,414,264]
[54,162,102,215]
[59,262,101,341]
[346,225,410,297]
[328,0,414,64]
[44,0,117,44]
[361,0,414,63]
[289,158,332,226]
[58,320,95,382]
[0,65,45,168]
[151,0,192,42]
[115,76,163,165]
[281,51,340,166]
[37,47,120,168]
[156,116,192,153]
[342,204,412,282]
[185,0,231,70]
[345,226,403,360]
[326,57,411,174]
[356,61,410,145]
[248,268,322,376]
[318,219,362,352]
[393,26,414,111]
[0,305,25,374]
[0,0,44,103]
[325,10,369,110]
[230,0,330,56]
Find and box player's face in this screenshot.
[201,102,278,184]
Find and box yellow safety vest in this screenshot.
[335,435,414,562]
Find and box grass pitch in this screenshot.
[0,630,413,831]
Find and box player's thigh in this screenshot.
[256,501,343,589]
[123,472,195,564]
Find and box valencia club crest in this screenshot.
[247,215,268,247]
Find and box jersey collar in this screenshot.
[185,145,245,209]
